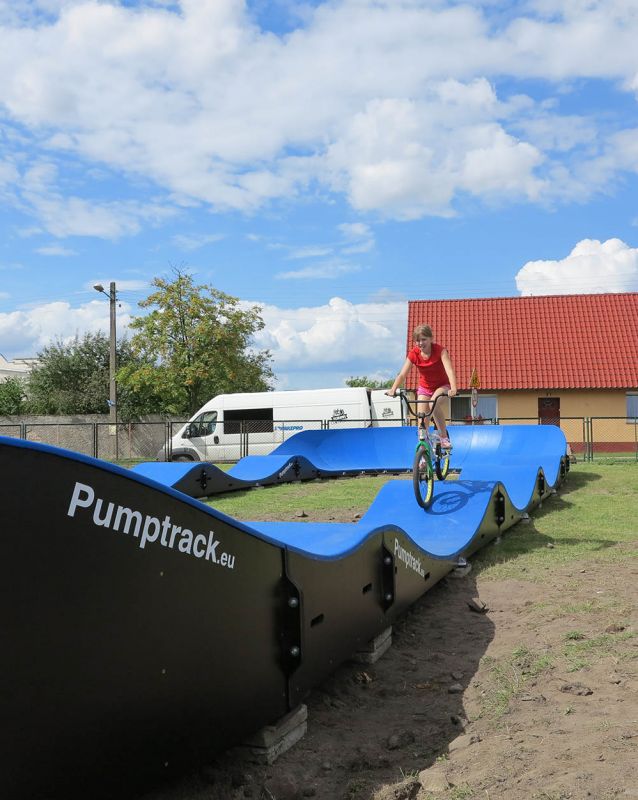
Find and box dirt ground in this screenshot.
[143,487,638,800]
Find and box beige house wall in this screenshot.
[495,389,636,448]
[497,389,628,419]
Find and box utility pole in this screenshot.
[108,281,117,430]
[93,281,118,457]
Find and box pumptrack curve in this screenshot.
[0,424,568,799]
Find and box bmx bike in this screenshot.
[396,390,451,509]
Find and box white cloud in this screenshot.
[0,159,19,186]
[171,232,225,251]
[0,291,407,391]
[339,223,371,240]
[338,222,375,254]
[1,0,638,226]
[35,244,77,256]
[275,261,363,280]
[252,295,407,388]
[515,238,638,295]
[287,245,334,260]
[10,160,177,239]
[0,298,132,358]
[268,222,376,277]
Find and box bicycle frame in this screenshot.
[394,390,451,509]
[398,390,447,440]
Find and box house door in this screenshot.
[538,397,560,425]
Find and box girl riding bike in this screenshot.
[386,324,458,449]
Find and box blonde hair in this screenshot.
[413,324,433,340]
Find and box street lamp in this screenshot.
[93,282,117,437]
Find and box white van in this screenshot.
[167,387,404,461]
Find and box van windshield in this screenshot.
[187,411,217,438]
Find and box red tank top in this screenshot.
[408,343,449,393]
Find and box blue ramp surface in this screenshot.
[448,424,567,509]
[133,424,566,503]
[133,454,319,497]
[249,478,499,559]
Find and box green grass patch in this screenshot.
[479,645,554,718]
[204,475,394,519]
[564,630,586,640]
[472,463,638,580]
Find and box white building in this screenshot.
[0,354,37,382]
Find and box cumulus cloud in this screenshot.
[1,0,638,231]
[4,160,177,238]
[0,292,407,389]
[0,298,132,358]
[515,238,638,295]
[252,295,407,387]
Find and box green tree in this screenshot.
[0,376,28,415]
[345,376,393,389]
[118,269,274,416]
[26,333,140,417]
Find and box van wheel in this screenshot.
[172,455,194,462]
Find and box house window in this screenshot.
[627,392,638,421]
[450,394,497,422]
[476,395,497,420]
[451,395,470,421]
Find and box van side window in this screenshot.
[187,411,217,438]
[223,408,274,435]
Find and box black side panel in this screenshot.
[0,446,287,799]
[285,536,388,707]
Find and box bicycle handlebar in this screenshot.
[387,389,449,418]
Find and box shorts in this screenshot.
[417,384,450,399]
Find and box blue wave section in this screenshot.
[250,478,499,559]
[10,424,567,563]
[134,424,567,513]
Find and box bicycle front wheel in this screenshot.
[413,445,434,509]
[434,443,450,481]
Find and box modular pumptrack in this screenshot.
[0,424,568,799]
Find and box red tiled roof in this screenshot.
[407,293,638,391]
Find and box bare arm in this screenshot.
[441,349,458,397]
[386,358,413,396]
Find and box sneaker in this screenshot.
[456,557,467,567]
[440,436,452,450]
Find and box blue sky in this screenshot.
[1,0,638,389]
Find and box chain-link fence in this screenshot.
[166,418,325,462]
[588,417,638,462]
[2,415,636,463]
[0,423,22,439]
[494,416,589,458]
[7,420,176,463]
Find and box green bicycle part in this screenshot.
[412,443,434,509]
[434,443,450,481]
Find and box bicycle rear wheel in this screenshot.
[413,445,434,509]
[434,444,450,481]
